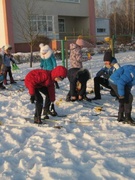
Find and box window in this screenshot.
[97,28,106,33]
[58,19,65,32]
[30,15,54,33]
[55,0,80,3]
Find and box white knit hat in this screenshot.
[4,44,12,50]
[39,43,53,59]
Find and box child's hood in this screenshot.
[39,43,53,59]
[51,66,67,80]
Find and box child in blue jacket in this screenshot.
[2,44,16,85]
[109,65,135,125]
[92,50,120,100]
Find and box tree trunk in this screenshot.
[30,45,33,68]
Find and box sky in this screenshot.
[0,50,135,180]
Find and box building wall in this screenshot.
[0,0,6,47]
[96,18,110,42]
[0,0,95,52]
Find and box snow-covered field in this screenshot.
[0,51,135,180]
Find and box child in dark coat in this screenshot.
[109,65,135,125]
[25,66,67,124]
[92,50,120,100]
[66,68,91,101]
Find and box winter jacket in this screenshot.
[40,54,57,70]
[2,54,15,67]
[68,68,90,96]
[109,65,135,96]
[96,57,120,79]
[69,43,89,68]
[25,66,67,102]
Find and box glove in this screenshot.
[30,95,35,104]
[119,96,125,103]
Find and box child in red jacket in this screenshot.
[25,66,67,124]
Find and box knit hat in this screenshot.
[103,51,112,62]
[76,35,85,47]
[39,43,53,59]
[4,44,12,51]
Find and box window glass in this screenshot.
[58,19,65,32]
[30,15,53,32]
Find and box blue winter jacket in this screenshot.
[96,57,119,79]
[40,54,57,70]
[109,65,135,96]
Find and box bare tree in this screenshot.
[95,0,135,42]
[13,0,45,67]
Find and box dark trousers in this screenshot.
[68,81,87,98]
[4,66,14,84]
[34,87,51,117]
[110,83,133,113]
[94,77,111,98]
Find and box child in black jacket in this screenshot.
[66,68,91,101]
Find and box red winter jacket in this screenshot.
[25,66,67,102]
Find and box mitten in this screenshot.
[30,95,35,104]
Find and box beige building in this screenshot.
[0,0,95,52]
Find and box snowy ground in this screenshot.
[0,51,135,180]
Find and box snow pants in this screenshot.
[34,87,51,118]
[109,83,133,113]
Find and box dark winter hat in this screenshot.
[103,51,112,62]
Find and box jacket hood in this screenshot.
[39,44,53,59]
[51,66,67,80]
[76,68,90,82]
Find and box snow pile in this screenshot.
[0,51,135,180]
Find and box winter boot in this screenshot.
[0,82,6,89]
[117,112,125,122]
[124,113,135,125]
[55,81,60,89]
[83,95,91,102]
[43,108,49,119]
[66,94,71,102]
[34,116,42,124]
[10,77,16,84]
[3,79,8,85]
[48,103,57,116]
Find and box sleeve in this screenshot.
[74,49,87,63]
[117,73,133,96]
[40,59,43,68]
[26,83,35,96]
[51,54,57,68]
[10,55,15,63]
[96,67,106,77]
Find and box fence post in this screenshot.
[61,40,65,67]
[64,36,69,69]
[111,35,115,57]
